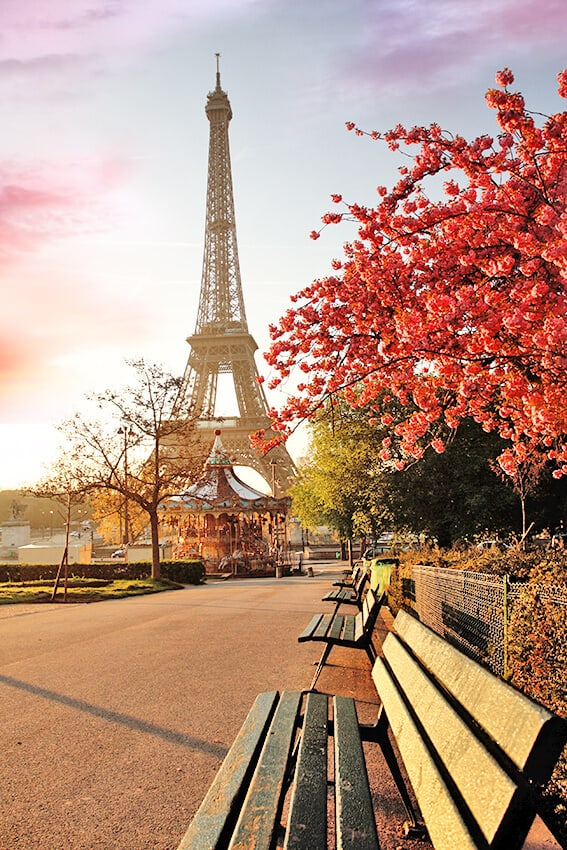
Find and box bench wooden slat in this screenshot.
[328,613,346,641]
[314,613,334,639]
[298,614,324,642]
[176,690,280,850]
[342,615,356,643]
[353,610,364,643]
[284,692,329,850]
[380,633,529,848]
[393,609,566,782]
[229,691,303,850]
[334,695,379,850]
[373,657,478,850]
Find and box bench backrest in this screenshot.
[373,609,567,850]
[354,588,383,642]
[350,565,362,585]
[353,568,369,600]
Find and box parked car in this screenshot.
[476,540,511,551]
[361,538,394,565]
[111,548,126,559]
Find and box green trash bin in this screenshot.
[370,559,395,595]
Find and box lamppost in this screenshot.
[118,426,131,546]
[269,459,279,562]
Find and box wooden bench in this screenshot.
[177,609,567,850]
[176,689,384,850]
[368,608,567,849]
[298,588,384,690]
[332,563,362,588]
[321,566,368,609]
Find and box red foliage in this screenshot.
[261,70,567,476]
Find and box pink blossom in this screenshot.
[322,212,342,225]
[495,68,514,88]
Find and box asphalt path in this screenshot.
[0,564,557,850]
[0,564,381,850]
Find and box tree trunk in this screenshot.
[520,494,527,550]
[149,510,161,580]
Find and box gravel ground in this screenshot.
[0,563,560,849]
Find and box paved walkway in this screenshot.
[0,562,559,849]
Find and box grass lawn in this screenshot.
[0,578,184,604]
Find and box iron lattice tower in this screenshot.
[182,58,295,495]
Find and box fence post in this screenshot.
[503,573,509,679]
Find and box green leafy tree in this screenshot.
[294,405,536,550]
[385,419,520,547]
[291,404,393,554]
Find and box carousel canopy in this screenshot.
[164,431,290,514]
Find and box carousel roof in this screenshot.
[164,431,290,513]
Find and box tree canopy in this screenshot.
[293,408,527,549]
[290,406,392,543]
[258,70,567,482]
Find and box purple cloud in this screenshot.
[340,0,567,95]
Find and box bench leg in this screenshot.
[309,643,333,690]
[365,643,377,667]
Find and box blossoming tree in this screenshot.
[259,70,567,480]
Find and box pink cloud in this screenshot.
[0,0,260,67]
[0,159,127,262]
[0,251,156,422]
[0,156,151,421]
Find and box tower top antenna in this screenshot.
[215,52,221,89]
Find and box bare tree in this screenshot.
[55,359,202,579]
[30,466,90,601]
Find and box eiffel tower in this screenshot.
[181,57,295,496]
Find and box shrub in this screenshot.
[160,560,205,584]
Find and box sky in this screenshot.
[1,0,566,489]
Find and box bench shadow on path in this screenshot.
[0,673,228,758]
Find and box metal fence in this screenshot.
[407,564,567,678]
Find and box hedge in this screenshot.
[0,559,206,585]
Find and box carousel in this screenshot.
[160,430,291,575]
